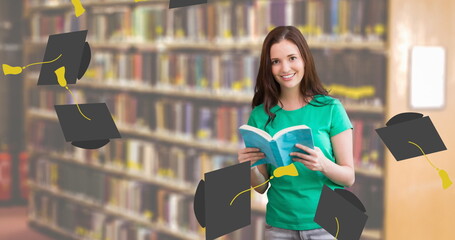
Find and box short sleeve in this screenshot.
[247,106,260,128]
[329,100,353,137]
[247,114,257,128]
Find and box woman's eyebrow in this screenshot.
[271,54,298,60]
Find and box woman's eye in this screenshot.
[290,56,297,61]
[271,60,279,65]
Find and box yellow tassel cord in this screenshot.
[3,54,62,75]
[334,217,340,239]
[230,177,273,206]
[408,141,452,189]
[67,88,91,121]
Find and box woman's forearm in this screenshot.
[251,165,269,194]
[321,159,355,187]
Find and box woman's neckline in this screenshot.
[276,97,315,112]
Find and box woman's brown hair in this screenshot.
[252,26,331,128]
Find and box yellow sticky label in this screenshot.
[85,69,96,78]
[200,78,208,88]
[144,210,154,220]
[106,71,114,79]
[156,26,163,35]
[370,151,379,161]
[244,77,252,88]
[224,30,232,38]
[127,161,141,170]
[315,26,322,35]
[374,24,385,36]
[325,84,375,99]
[213,81,220,90]
[176,29,185,38]
[232,81,243,91]
[197,130,209,139]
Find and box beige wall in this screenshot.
[386,0,455,239]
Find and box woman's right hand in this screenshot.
[238,148,265,165]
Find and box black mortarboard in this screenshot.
[194,162,251,240]
[375,112,447,161]
[314,185,368,240]
[54,103,121,149]
[169,0,207,8]
[37,30,91,86]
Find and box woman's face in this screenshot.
[270,39,305,91]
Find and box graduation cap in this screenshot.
[54,103,121,149]
[314,185,368,240]
[169,0,207,9]
[37,30,91,86]
[194,162,251,240]
[376,112,451,189]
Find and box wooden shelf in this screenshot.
[30,148,269,214]
[29,182,202,240]
[362,228,382,240]
[27,107,385,161]
[29,218,78,240]
[64,80,254,104]
[31,148,196,195]
[25,38,386,51]
[356,167,383,178]
[25,73,384,114]
[27,108,384,178]
[27,108,241,155]
[24,0,167,16]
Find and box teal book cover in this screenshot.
[239,124,314,168]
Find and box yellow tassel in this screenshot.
[230,164,299,206]
[2,64,23,75]
[408,141,451,190]
[55,66,67,88]
[2,54,62,75]
[438,169,452,190]
[273,163,298,178]
[71,0,86,17]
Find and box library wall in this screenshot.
[20,0,388,240]
[386,0,455,239]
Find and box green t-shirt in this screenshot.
[247,95,353,230]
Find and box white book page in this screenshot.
[239,125,272,141]
[273,125,310,140]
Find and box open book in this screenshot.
[239,124,314,168]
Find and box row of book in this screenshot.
[86,50,259,94]
[32,157,156,217]
[28,90,252,144]
[30,134,238,183]
[27,47,386,105]
[352,119,383,171]
[30,189,266,240]
[27,0,387,43]
[313,48,386,106]
[30,114,384,184]
[30,190,183,240]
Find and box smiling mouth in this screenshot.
[281,73,296,80]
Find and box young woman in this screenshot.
[238,26,355,239]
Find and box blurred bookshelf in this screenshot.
[23,0,387,239]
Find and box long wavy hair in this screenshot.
[252,26,331,127]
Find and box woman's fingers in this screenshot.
[238,152,265,163]
[239,148,261,154]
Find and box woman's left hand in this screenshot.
[290,144,328,172]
